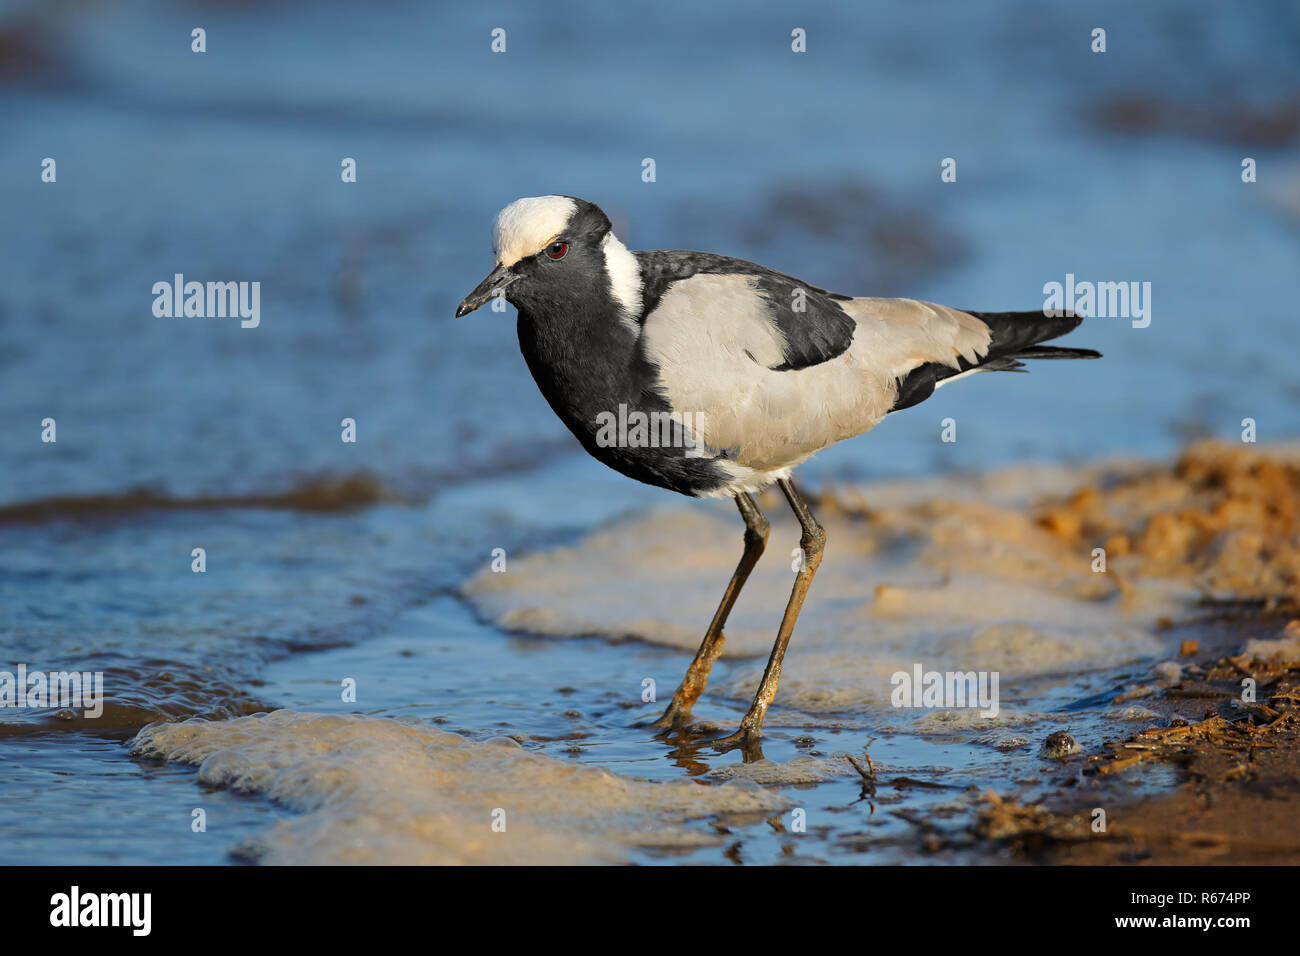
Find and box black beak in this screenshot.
[455,263,518,317]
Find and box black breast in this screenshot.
[516,308,731,498]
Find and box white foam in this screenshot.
[131,710,785,864]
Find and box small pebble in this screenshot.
[1041,730,1080,759]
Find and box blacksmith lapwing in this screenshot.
[456,195,1099,757]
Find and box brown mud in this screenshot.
[954,441,1300,864]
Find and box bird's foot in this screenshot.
[647,698,766,761]
[711,721,765,762]
[648,696,697,731]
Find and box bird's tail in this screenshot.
[967,310,1101,363]
[889,309,1100,412]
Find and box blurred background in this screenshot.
[1,0,1298,863]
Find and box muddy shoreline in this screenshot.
[865,441,1300,864]
[965,611,1300,864]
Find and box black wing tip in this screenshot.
[964,309,1094,358]
[1010,346,1102,360]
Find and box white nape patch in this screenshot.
[601,231,642,326]
[493,195,577,267]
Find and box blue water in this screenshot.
[1,0,1297,863]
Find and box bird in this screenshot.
[456,195,1099,757]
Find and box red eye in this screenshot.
[546,241,568,260]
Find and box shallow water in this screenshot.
[239,590,1182,864]
[2,0,1298,863]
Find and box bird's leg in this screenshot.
[715,478,825,757]
[652,493,769,730]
